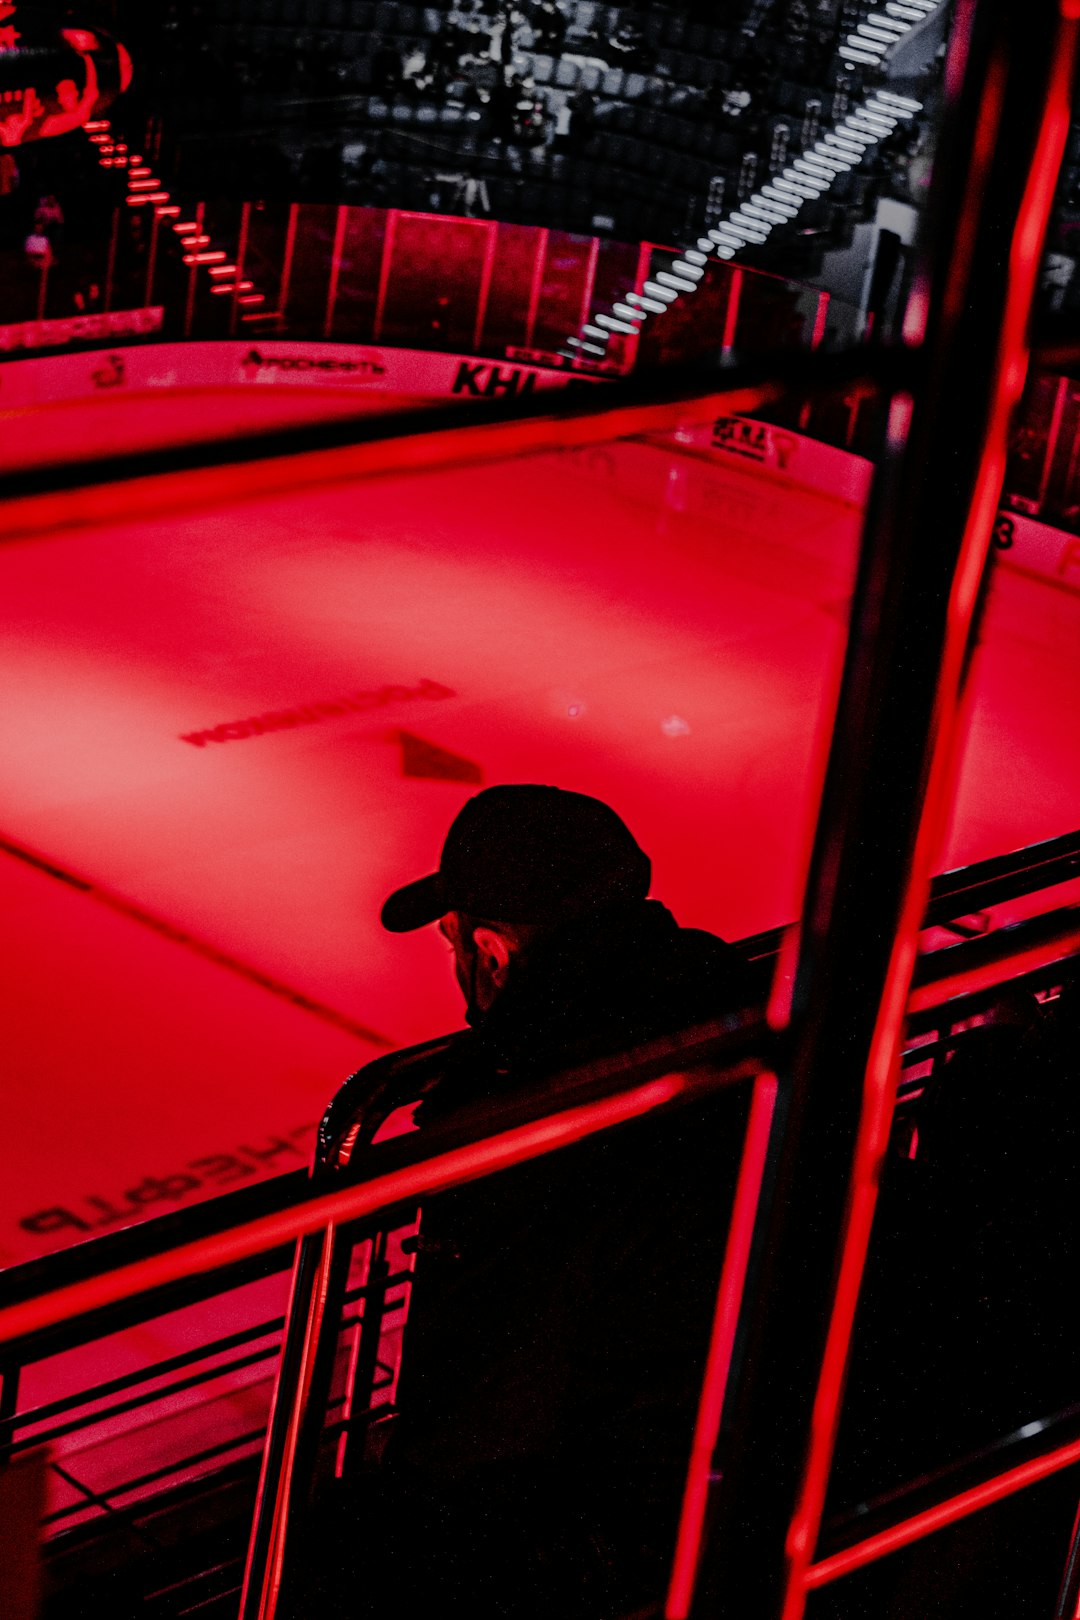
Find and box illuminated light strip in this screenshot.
[239,293,266,304]
[656,269,702,291]
[777,173,822,197]
[594,313,639,334]
[155,205,181,217]
[183,250,228,264]
[874,89,923,112]
[804,1432,1080,1588]
[210,264,239,276]
[127,192,169,205]
[760,188,802,214]
[804,149,851,173]
[627,293,668,314]
[857,23,900,44]
[212,281,254,295]
[744,201,790,225]
[848,114,896,137]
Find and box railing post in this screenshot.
[681,3,1080,1617]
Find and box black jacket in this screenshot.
[318,900,757,1162]
[313,902,757,1618]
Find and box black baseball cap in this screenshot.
[380,784,652,932]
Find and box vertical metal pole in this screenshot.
[1038,373,1070,509]
[240,1226,338,1620]
[372,208,398,343]
[523,226,549,349]
[231,201,251,339]
[720,265,742,358]
[183,201,203,339]
[278,203,300,328]
[0,1361,20,1448]
[809,290,829,351]
[681,4,1080,1617]
[577,234,601,341]
[802,290,830,428]
[472,220,498,355]
[35,260,49,322]
[144,210,161,308]
[103,207,119,313]
[324,205,348,340]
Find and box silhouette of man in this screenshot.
[313,785,757,1618]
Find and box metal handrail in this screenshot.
[0,1017,768,1350]
[819,1402,1080,1562]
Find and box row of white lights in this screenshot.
[84,119,267,311]
[565,0,940,361]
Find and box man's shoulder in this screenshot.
[647,908,760,1009]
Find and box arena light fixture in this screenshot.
[743,201,790,225]
[595,313,639,334]
[727,215,770,242]
[626,291,669,314]
[760,187,802,214]
[857,23,900,45]
[656,270,701,292]
[780,170,824,195]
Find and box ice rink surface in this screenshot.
[3,385,1079,1266]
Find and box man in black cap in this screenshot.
[370,783,751,1086]
[311,785,756,1618]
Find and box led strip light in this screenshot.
[564,0,941,361]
